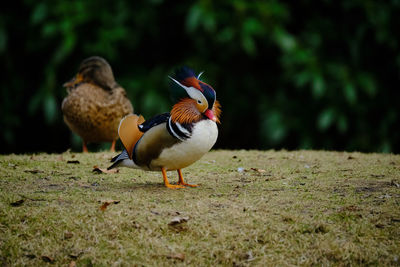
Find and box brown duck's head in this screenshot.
[63,56,118,91]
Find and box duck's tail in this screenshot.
[108,149,129,170]
[108,149,141,170]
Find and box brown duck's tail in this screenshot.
[118,114,145,159]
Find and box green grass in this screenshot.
[0,150,399,266]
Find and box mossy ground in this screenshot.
[0,150,399,266]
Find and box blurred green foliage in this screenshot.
[1,0,399,153]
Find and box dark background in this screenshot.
[1,0,400,154]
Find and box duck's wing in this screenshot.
[118,112,171,160]
[133,114,181,169]
[118,114,145,159]
[138,113,170,132]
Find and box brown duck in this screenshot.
[62,56,133,152]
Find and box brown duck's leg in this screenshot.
[162,168,185,189]
[82,141,88,153]
[110,140,116,152]
[177,169,198,187]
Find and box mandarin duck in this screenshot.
[108,67,221,188]
[62,56,133,152]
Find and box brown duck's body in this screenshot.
[62,84,133,143]
[62,56,133,151]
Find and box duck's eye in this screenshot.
[197,100,202,104]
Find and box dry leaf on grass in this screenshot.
[168,216,190,232]
[92,166,119,174]
[242,251,255,261]
[391,180,400,188]
[168,216,189,226]
[150,210,161,215]
[25,254,36,259]
[24,169,43,174]
[68,251,84,259]
[10,199,24,207]
[250,168,266,173]
[64,232,73,239]
[238,168,267,174]
[166,253,185,261]
[132,221,142,229]
[29,155,39,160]
[99,200,120,211]
[41,255,55,263]
[100,202,111,211]
[69,261,76,267]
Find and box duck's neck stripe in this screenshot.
[175,122,191,136]
[167,118,192,141]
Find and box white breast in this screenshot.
[152,120,218,170]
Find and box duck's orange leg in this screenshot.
[82,141,88,153]
[177,169,198,187]
[162,168,185,189]
[110,140,116,152]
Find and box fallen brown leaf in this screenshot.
[168,216,189,226]
[41,255,55,263]
[250,168,266,173]
[24,254,36,259]
[69,261,76,267]
[150,210,161,215]
[390,180,400,188]
[10,199,24,207]
[166,253,185,261]
[132,221,141,229]
[100,202,111,211]
[241,251,254,261]
[99,200,120,211]
[68,251,84,259]
[24,169,43,174]
[92,166,119,174]
[64,232,73,239]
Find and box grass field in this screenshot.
[0,150,399,266]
